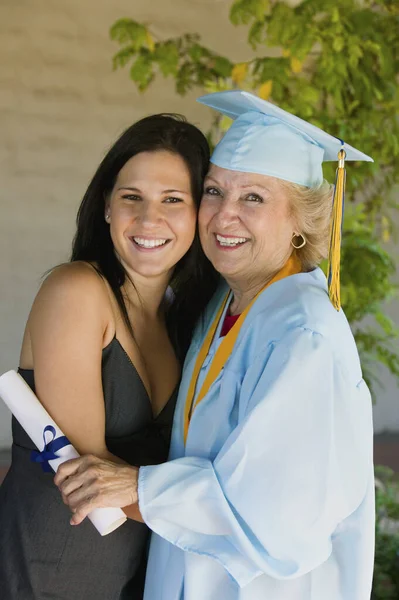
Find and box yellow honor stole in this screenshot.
[183,254,302,444]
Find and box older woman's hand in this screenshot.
[54,455,140,525]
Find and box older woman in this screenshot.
[56,91,375,600]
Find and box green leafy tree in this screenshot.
[109,0,399,396]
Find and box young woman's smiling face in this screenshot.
[106,150,197,282]
[199,164,296,289]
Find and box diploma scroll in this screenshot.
[0,370,127,536]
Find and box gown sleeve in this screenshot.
[138,327,373,587]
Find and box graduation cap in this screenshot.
[197,89,374,311]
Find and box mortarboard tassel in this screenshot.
[327,148,346,311]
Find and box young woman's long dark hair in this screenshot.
[71,114,219,359]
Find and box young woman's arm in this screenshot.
[25,262,116,459]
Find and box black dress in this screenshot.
[0,337,177,600]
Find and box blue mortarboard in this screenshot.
[197,89,374,312]
[197,89,373,188]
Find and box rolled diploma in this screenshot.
[0,369,127,536]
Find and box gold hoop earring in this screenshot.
[291,233,306,249]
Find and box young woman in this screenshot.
[0,114,219,599]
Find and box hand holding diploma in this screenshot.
[55,455,143,525]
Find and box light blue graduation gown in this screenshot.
[138,268,375,600]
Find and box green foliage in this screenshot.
[373,467,399,599]
[340,204,399,392]
[230,0,271,26]
[110,21,233,94]
[109,1,399,397]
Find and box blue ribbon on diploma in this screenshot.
[30,425,71,473]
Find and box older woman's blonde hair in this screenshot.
[281,179,334,271]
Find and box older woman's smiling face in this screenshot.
[199,165,297,290]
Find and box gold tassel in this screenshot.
[327,148,346,311]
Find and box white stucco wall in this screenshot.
[0,0,398,448]
[370,233,399,432]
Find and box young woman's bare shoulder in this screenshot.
[29,262,111,329]
[39,261,107,298]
